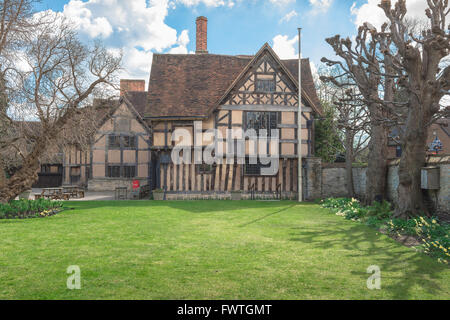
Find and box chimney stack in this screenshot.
[196,16,208,54]
[120,79,146,96]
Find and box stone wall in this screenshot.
[320,164,367,199]
[318,156,450,214]
[88,178,149,192]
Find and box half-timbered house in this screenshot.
[62,16,323,199]
[146,17,323,199]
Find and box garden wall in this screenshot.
[313,155,450,214]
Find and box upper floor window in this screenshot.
[108,134,137,149]
[108,135,121,149]
[114,118,130,132]
[256,79,275,93]
[245,112,278,135]
[123,136,137,148]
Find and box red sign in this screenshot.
[132,180,140,190]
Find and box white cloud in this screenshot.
[176,0,234,7]
[310,61,319,83]
[269,0,295,6]
[169,30,190,53]
[121,48,154,79]
[350,0,428,30]
[63,0,113,38]
[309,0,333,14]
[45,0,201,81]
[272,34,298,59]
[53,0,238,80]
[280,10,298,23]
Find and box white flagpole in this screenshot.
[298,28,303,203]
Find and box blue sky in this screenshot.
[34,0,427,82]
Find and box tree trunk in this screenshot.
[365,122,388,204]
[0,154,7,203]
[0,142,43,203]
[345,131,355,198]
[395,107,428,218]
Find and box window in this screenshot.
[108,135,137,149]
[107,166,121,178]
[246,112,278,135]
[70,166,81,184]
[123,136,136,148]
[85,166,91,180]
[115,118,130,132]
[256,79,275,93]
[123,166,136,178]
[107,166,136,178]
[244,159,272,176]
[108,135,121,149]
[197,163,213,174]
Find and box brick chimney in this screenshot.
[120,79,146,96]
[196,16,208,54]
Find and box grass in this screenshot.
[0,201,448,300]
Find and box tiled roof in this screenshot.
[123,91,148,117]
[145,51,322,119]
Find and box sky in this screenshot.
[34,0,432,84]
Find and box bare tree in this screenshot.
[319,66,370,197]
[0,9,122,202]
[334,89,370,198]
[0,0,37,194]
[379,0,450,217]
[321,23,391,204]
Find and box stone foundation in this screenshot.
[88,178,149,192]
[162,191,298,201]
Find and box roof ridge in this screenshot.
[152,52,310,62]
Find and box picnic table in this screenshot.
[36,188,70,201]
[62,186,85,199]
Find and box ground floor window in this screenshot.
[123,166,136,178]
[107,166,121,178]
[85,166,91,180]
[70,166,81,184]
[244,159,272,176]
[107,165,136,178]
[197,163,213,174]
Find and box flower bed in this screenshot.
[321,198,450,264]
[0,199,64,220]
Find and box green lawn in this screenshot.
[0,201,448,300]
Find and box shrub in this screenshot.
[365,201,393,220]
[320,198,449,264]
[321,198,365,221]
[0,199,63,219]
[413,217,450,263]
